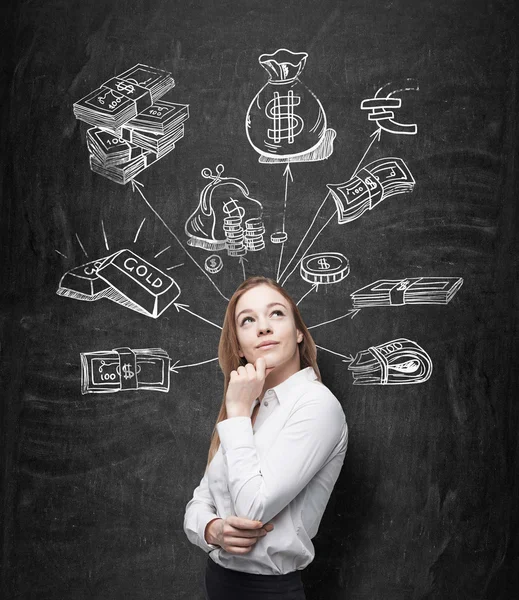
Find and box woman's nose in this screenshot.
[257,320,272,335]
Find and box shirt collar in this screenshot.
[266,367,317,404]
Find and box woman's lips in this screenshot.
[257,342,279,350]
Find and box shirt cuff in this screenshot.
[217,417,254,453]
[199,513,221,552]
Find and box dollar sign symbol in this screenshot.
[122,363,135,380]
[365,177,377,191]
[266,91,304,144]
[115,81,135,95]
[210,258,217,268]
[318,258,330,270]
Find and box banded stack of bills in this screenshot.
[86,129,141,167]
[347,338,432,385]
[73,64,176,130]
[84,103,188,184]
[351,277,464,308]
[88,149,157,186]
[327,157,415,224]
[74,65,189,184]
[80,347,171,394]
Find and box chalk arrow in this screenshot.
[170,356,219,373]
[131,180,229,301]
[316,344,355,362]
[353,127,382,176]
[296,284,319,306]
[130,179,144,190]
[283,162,293,182]
[239,256,248,281]
[308,309,361,330]
[174,303,222,330]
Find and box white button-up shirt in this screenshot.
[183,367,348,575]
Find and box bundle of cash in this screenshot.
[74,65,189,184]
[115,100,189,136]
[80,347,171,394]
[57,249,181,319]
[351,277,464,308]
[89,147,158,185]
[73,64,176,131]
[118,123,185,156]
[327,157,415,224]
[347,338,432,385]
[86,128,141,167]
[84,103,188,184]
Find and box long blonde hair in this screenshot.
[206,276,320,470]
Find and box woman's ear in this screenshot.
[297,330,303,344]
[238,347,245,358]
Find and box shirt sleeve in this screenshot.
[183,472,220,553]
[216,389,347,524]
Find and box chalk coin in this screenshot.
[300,252,350,285]
[204,254,223,274]
[270,231,288,244]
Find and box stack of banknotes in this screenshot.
[73,64,189,184]
[351,277,464,308]
[80,347,171,394]
[347,338,432,385]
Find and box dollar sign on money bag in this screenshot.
[245,49,327,159]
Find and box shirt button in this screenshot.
[264,401,269,407]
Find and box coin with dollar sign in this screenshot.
[300,252,350,285]
[204,254,224,274]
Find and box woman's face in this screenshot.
[234,284,303,377]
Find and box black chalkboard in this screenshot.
[1,0,518,598]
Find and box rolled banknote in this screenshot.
[347,338,432,385]
[327,157,415,225]
[80,347,171,394]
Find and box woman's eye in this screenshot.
[241,316,254,325]
[272,310,284,317]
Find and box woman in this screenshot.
[184,276,348,600]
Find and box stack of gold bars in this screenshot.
[73,64,189,184]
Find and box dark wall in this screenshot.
[1,0,518,598]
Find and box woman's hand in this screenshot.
[205,516,274,554]
[225,358,273,418]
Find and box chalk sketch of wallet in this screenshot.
[56,249,180,319]
[347,338,433,385]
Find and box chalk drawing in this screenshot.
[246,49,336,162]
[346,338,432,385]
[185,164,265,257]
[57,249,181,319]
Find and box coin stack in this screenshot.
[244,217,266,252]
[224,216,247,257]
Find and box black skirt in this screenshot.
[204,556,306,600]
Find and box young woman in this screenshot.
[184,276,348,600]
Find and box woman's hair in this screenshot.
[205,276,320,469]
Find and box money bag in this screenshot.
[246,49,328,160]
